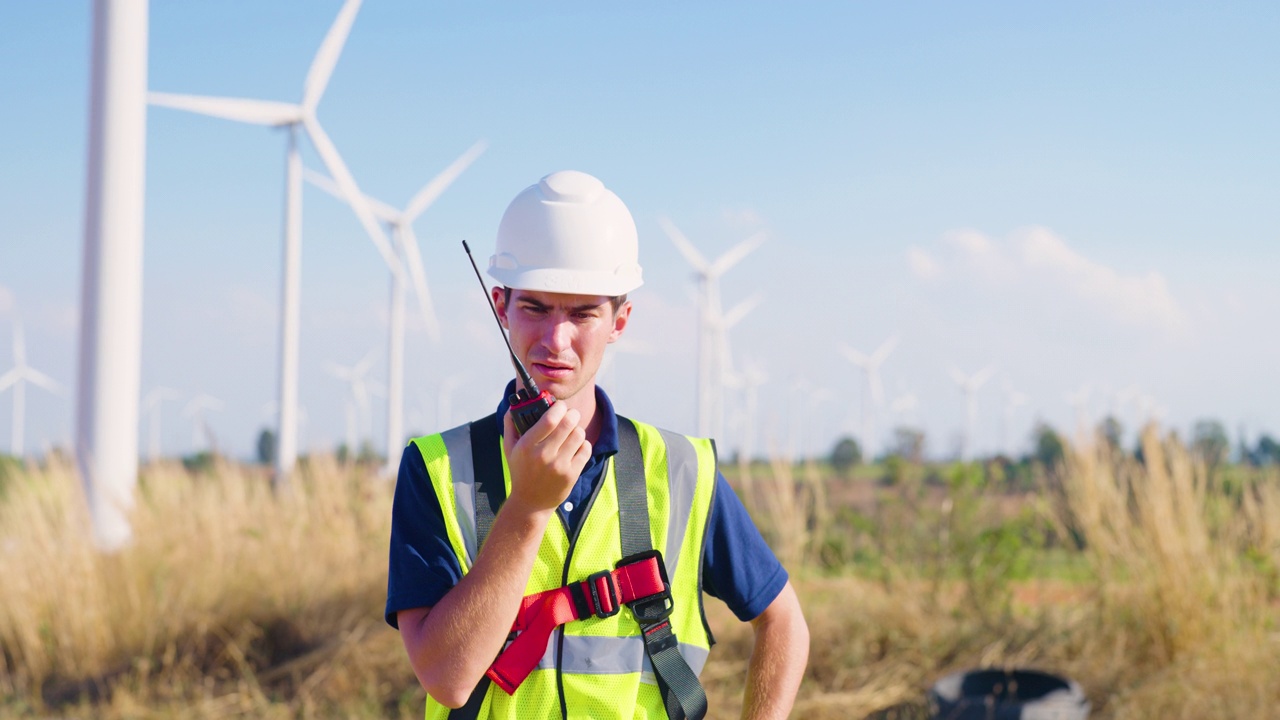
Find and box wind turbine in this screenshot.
[1064,384,1092,443]
[949,364,995,461]
[659,217,765,438]
[723,359,767,465]
[715,293,761,443]
[149,0,394,490]
[0,319,64,457]
[181,394,224,454]
[325,348,378,457]
[1001,381,1029,457]
[141,386,182,462]
[304,139,486,474]
[839,334,899,461]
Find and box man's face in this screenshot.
[494,288,631,401]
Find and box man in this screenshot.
[386,170,808,720]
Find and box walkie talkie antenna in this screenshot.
[462,240,540,394]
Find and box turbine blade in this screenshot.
[302,0,363,110]
[323,361,350,379]
[403,140,488,224]
[658,217,709,271]
[354,346,379,376]
[303,117,401,276]
[709,231,766,277]
[0,369,17,392]
[869,334,900,365]
[400,226,441,342]
[148,92,302,126]
[304,167,399,223]
[948,366,969,386]
[721,293,761,330]
[840,345,870,367]
[23,368,63,396]
[972,365,996,389]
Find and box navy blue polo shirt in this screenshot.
[385,384,788,628]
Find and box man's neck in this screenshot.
[560,383,602,446]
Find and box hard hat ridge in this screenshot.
[489,170,643,297]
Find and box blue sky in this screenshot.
[1,2,1277,460]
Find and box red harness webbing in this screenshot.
[486,555,667,694]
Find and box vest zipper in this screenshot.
[555,456,613,719]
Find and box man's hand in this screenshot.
[502,402,592,513]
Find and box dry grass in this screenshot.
[1,427,1278,718]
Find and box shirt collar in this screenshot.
[495,380,619,459]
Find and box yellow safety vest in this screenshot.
[411,415,717,720]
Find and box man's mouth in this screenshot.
[532,362,573,379]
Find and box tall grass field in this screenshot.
[1,427,1278,718]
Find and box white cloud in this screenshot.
[912,226,1189,335]
[1011,226,1186,333]
[906,246,940,280]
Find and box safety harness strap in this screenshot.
[446,415,504,720]
[616,417,708,720]
[470,414,504,553]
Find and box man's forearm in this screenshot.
[741,582,809,720]
[400,499,553,706]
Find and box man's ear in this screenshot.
[608,300,632,343]
[492,286,509,328]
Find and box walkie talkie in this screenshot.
[463,240,556,437]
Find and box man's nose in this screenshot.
[541,319,572,353]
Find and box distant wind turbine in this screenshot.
[149,0,391,490]
[141,386,182,462]
[949,364,995,461]
[1065,384,1092,443]
[660,217,765,438]
[326,348,378,456]
[0,319,64,457]
[304,139,486,474]
[181,394,224,453]
[840,334,899,460]
[1001,381,1029,457]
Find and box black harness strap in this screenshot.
[449,414,505,720]
[615,417,708,720]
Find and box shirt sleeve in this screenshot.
[700,471,789,622]
[385,442,464,629]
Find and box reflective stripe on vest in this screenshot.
[411,417,716,720]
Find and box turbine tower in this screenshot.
[0,319,64,457]
[304,140,486,474]
[949,364,994,461]
[839,334,899,461]
[78,0,148,550]
[659,217,764,438]
[149,0,394,491]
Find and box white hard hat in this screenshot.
[488,170,643,296]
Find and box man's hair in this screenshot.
[502,287,627,314]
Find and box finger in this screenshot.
[520,400,567,445]
[570,436,592,470]
[542,408,582,455]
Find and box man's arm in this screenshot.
[740,581,808,720]
[398,404,590,708]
